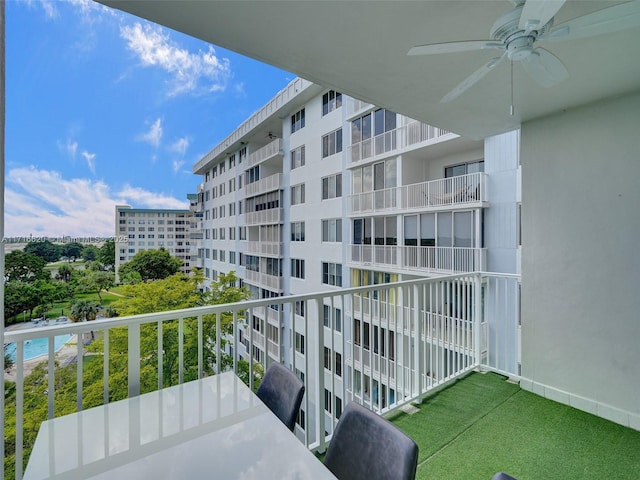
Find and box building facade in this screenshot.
[193,78,520,436]
[114,204,198,281]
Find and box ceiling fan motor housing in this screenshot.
[491,6,553,61]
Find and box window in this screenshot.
[322,262,342,287]
[322,129,343,158]
[324,388,332,414]
[445,160,484,178]
[291,183,305,205]
[322,173,342,200]
[335,352,342,377]
[291,221,305,242]
[291,108,305,133]
[229,178,235,192]
[322,219,342,242]
[246,165,260,184]
[229,154,236,168]
[324,347,332,371]
[291,258,305,279]
[219,160,225,173]
[229,227,235,240]
[295,333,305,354]
[229,202,236,216]
[322,90,342,116]
[229,251,236,264]
[295,301,305,317]
[291,145,305,170]
[336,396,343,419]
[323,306,342,332]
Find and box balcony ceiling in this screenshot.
[98,0,640,139]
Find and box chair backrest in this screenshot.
[256,362,305,432]
[324,401,419,480]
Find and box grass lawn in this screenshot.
[385,372,640,480]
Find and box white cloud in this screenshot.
[120,22,231,96]
[5,167,188,237]
[169,137,190,156]
[140,118,163,148]
[40,0,59,20]
[82,151,97,173]
[172,159,185,174]
[59,139,78,159]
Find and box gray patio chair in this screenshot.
[256,362,305,432]
[324,401,419,480]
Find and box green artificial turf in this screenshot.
[388,372,640,480]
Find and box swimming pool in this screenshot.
[4,334,74,362]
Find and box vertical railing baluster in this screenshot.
[103,329,110,404]
[128,324,140,398]
[178,317,184,384]
[15,342,24,480]
[47,337,55,419]
[76,332,83,412]
[197,314,203,379]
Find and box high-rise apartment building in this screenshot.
[114,204,197,281]
[193,78,520,433]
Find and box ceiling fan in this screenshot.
[408,0,640,103]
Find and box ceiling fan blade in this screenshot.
[543,0,640,42]
[408,40,503,56]
[441,53,507,103]
[519,0,567,32]
[521,48,568,87]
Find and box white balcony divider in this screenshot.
[4,273,519,478]
[349,121,453,163]
[349,172,486,214]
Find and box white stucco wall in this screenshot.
[520,92,640,427]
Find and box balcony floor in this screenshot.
[387,372,640,479]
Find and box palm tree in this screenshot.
[69,299,100,341]
[56,263,74,282]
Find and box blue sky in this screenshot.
[5,0,292,237]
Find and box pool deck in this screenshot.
[4,322,79,382]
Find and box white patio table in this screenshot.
[23,371,336,479]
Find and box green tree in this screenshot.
[81,245,99,262]
[56,263,74,282]
[23,240,60,262]
[98,239,116,270]
[61,242,84,262]
[4,251,49,283]
[118,248,182,282]
[69,299,99,322]
[4,281,38,322]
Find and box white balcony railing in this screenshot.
[246,240,283,257]
[349,172,486,214]
[350,244,486,274]
[244,173,283,197]
[244,269,284,291]
[349,121,453,163]
[244,208,283,226]
[3,273,519,479]
[247,138,283,168]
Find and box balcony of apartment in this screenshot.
[349,244,486,274]
[247,138,283,168]
[349,172,487,215]
[244,269,283,291]
[246,240,283,257]
[244,173,283,198]
[5,273,639,480]
[348,121,456,164]
[244,207,283,226]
